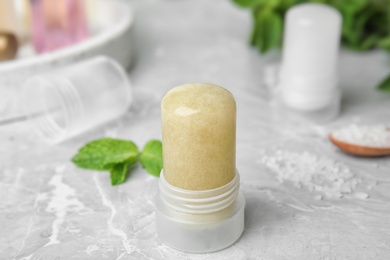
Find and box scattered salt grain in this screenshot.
[354,192,369,200]
[332,124,390,147]
[55,165,66,173]
[366,181,377,190]
[259,150,361,199]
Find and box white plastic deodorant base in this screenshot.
[278,3,342,121]
[280,88,341,122]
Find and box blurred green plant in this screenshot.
[233,0,390,92]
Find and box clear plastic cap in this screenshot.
[21,56,132,143]
[156,170,245,253]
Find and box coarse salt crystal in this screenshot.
[332,124,390,148]
[354,192,369,200]
[259,149,360,199]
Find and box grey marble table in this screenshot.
[1,0,390,259]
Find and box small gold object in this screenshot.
[0,31,18,61]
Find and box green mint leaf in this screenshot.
[255,10,282,53]
[110,163,130,185]
[278,0,298,9]
[360,34,380,50]
[333,0,368,14]
[72,138,139,171]
[378,37,390,51]
[341,11,359,47]
[378,73,390,93]
[139,140,162,177]
[250,9,259,46]
[233,0,265,8]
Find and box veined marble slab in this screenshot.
[1,0,390,259]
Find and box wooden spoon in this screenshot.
[0,31,18,61]
[329,130,390,157]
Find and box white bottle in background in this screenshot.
[278,3,342,121]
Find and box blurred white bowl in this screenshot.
[0,0,135,116]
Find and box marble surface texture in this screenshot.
[1,0,390,259]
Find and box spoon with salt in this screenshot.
[329,125,390,157]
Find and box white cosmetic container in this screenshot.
[278,3,342,121]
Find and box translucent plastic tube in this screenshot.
[156,171,245,253]
[21,56,132,143]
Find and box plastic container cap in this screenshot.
[279,3,342,115]
[21,56,132,143]
[156,170,245,253]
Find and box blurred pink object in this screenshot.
[30,0,89,53]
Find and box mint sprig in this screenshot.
[110,163,130,186]
[71,138,162,185]
[140,140,163,177]
[72,138,139,170]
[378,73,390,93]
